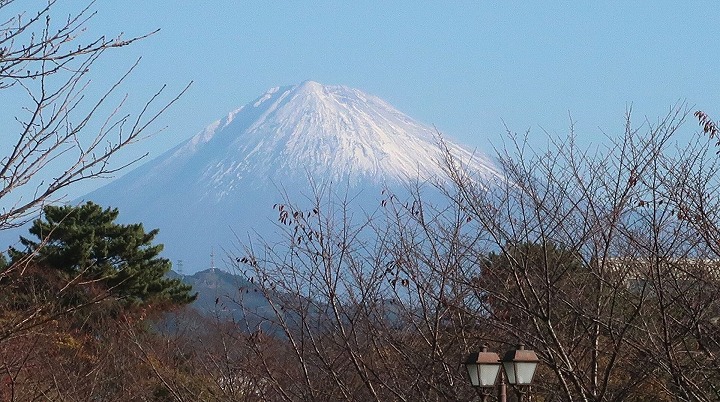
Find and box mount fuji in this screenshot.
[83,81,500,273]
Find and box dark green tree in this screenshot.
[12,202,195,306]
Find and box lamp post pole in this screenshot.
[498,373,507,402]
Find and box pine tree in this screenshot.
[12,202,196,306]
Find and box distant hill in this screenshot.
[172,268,262,322]
[176,267,312,336]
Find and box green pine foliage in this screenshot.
[11,202,196,306]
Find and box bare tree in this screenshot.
[228,105,720,402]
[0,0,188,362]
[0,2,192,399]
[227,181,485,401]
[0,0,189,230]
[442,105,720,401]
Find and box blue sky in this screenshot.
[8,2,720,194]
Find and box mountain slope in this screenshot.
[84,81,500,272]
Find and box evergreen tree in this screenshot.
[12,202,195,306]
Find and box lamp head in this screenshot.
[464,345,502,387]
[502,344,539,385]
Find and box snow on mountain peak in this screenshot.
[163,81,500,199]
[96,81,501,204]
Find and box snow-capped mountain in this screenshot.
[84,81,500,272]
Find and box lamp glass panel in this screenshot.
[502,361,516,384]
[466,363,480,386]
[514,361,537,385]
[479,363,501,387]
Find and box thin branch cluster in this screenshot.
[0,0,188,230]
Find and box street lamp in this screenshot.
[464,345,501,402]
[464,344,539,401]
[502,344,539,400]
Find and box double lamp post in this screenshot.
[464,344,539,402]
